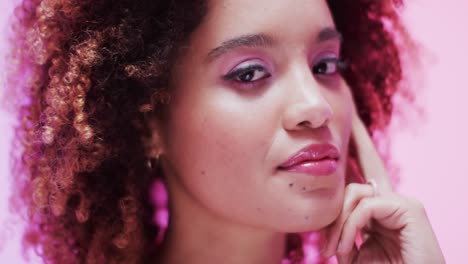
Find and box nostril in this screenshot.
[282,101,333,131]
[297,118,329,129]
[298,121,312,127]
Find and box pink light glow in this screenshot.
[0,1,467,263]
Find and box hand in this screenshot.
[320,109,445,263]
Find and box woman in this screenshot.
[7,0,444,263]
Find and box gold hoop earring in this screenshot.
[147,155,160,171]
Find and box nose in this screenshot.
[282,67,333,131]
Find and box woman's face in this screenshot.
[159,0,353,232]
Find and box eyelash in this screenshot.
[223,57,347,89]
[222,64,271,83]
[312,57,348,76]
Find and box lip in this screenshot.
[278,143,340,176]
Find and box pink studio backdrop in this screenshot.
[0,1,467,263]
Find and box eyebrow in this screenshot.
[205,34,275,63]
[317,27,343,43]
[204,27,342,63]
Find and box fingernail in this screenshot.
[337,241,343,254]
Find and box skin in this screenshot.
[151,0,445,263]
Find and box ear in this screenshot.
[146,117,166,159]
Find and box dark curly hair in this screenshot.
[5,0,413,263]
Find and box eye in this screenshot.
[312,57,345,75]
[223,63,271,83]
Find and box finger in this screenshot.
[351,109,393,193]
[321,183,374,258]
[336,195,406,255]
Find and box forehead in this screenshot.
[199,0,335,43]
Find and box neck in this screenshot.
[154,182,286,264]
[159,223,286,264]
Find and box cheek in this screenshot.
[330,84,353,147]
[169,101,272,169]
[163,97,277,222]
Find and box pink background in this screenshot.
[1,1,467,262]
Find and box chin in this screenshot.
[266,208,340,233]
[273,200,343,233]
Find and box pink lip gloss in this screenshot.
[279,143,340,176]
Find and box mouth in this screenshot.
[278,143,340,176]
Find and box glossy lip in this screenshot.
[278,143,340,176]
